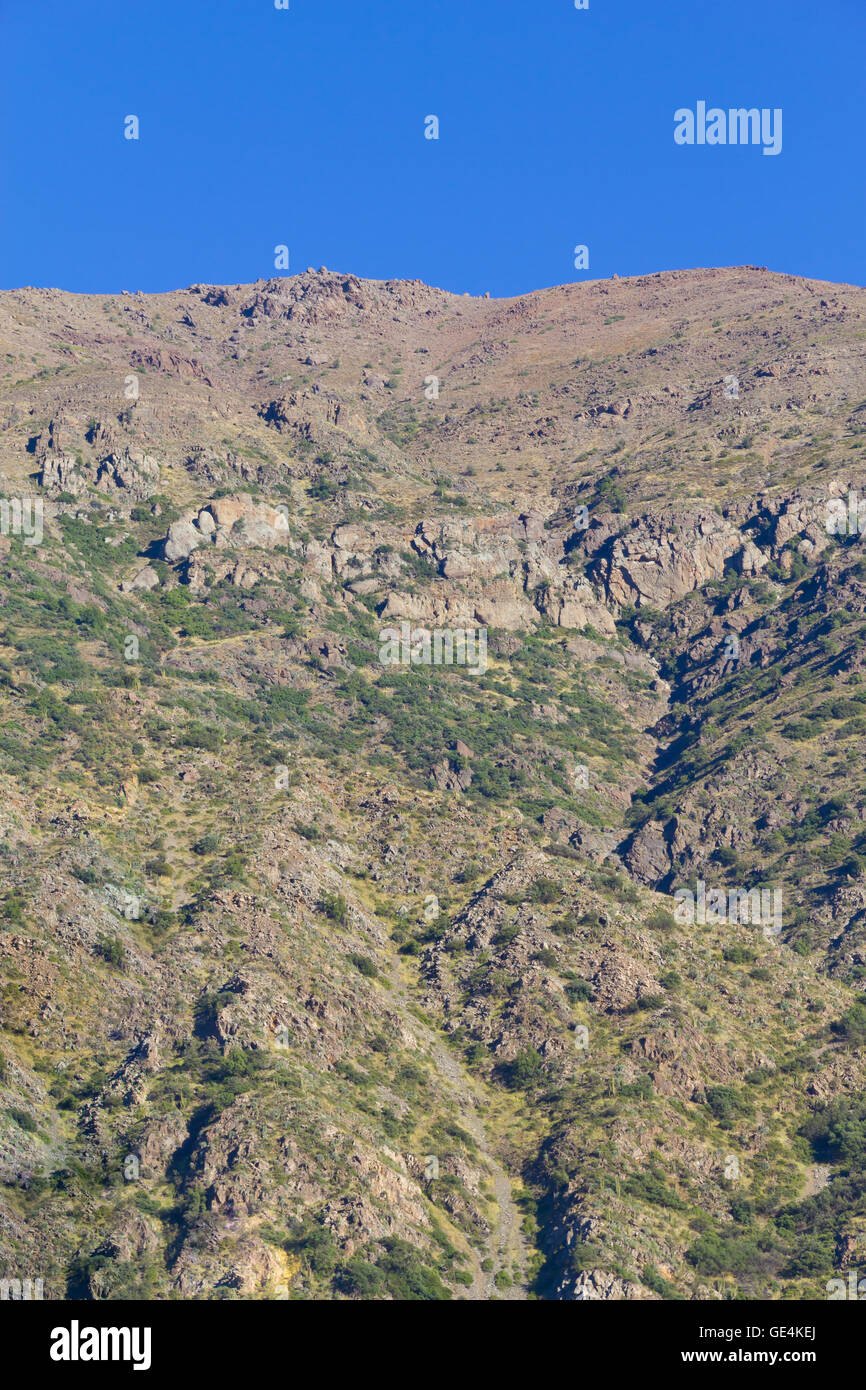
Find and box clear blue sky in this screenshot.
[1,0,863,295]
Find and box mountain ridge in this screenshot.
[0,264,865,1299]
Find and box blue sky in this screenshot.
[1,0,863,295]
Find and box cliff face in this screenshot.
[0,265,865,1300]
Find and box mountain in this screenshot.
[0,264,865,1300]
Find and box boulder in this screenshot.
[121,565,160,593]
[163,519,202,563]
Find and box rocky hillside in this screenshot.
[0,265,865,1299]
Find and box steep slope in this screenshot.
[0,266,865,1300]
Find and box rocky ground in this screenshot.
[0,264,865,1298]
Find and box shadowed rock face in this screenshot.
[0,266,865,1301]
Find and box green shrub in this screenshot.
[646,908,677,932]
[493,924,520,947]
[800,1097,866,1165]
[627,1168,687,1211]
[533,948,558,968]
[686,1231,763,1277]
[6,1107,37,1133]
[348,953,377,979]
[320,892,348,924]
[624,992,666,1014]
[1,893,26,924]
[642,1264,683,1299]
[501,1047,544,1090]
[97,936,125,968]
[336,1239,450,1300]
[704,1085,753,1129]
[831,1002,866,1048]
[145,856,171,878]
[287,1220,340,1277]
[714,845,740,867]
[723,945,756,964]
[550,913,580,937]
[529,877,562,904]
